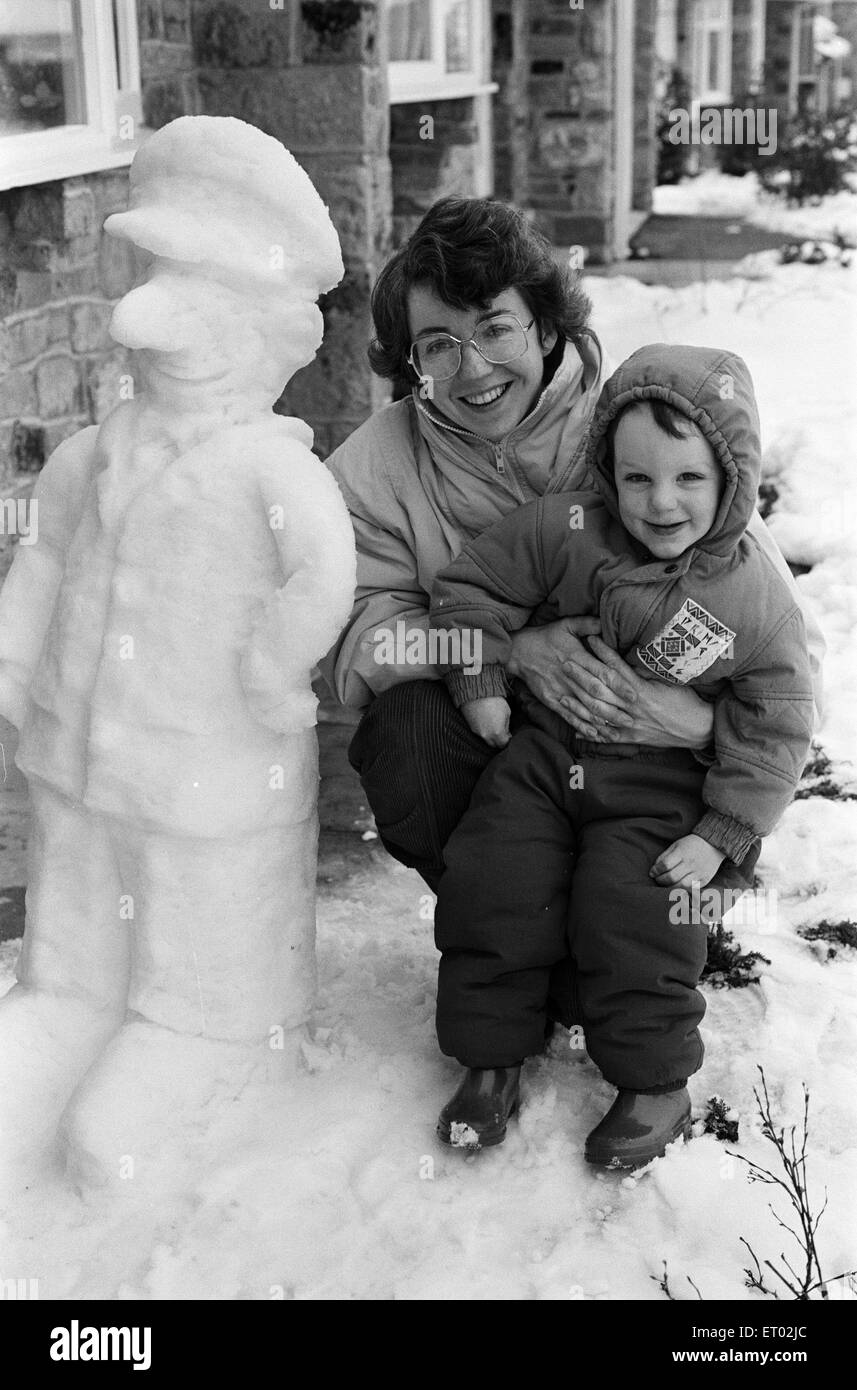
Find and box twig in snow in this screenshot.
[650,1259,705,1301]
[728,1066,857,1300]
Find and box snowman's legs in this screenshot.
[114,814,319,1039]
[17,784,133,1003]
[61,816,318,1187]
[0,784,132,1174]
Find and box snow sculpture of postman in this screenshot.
[0,117,356,1178]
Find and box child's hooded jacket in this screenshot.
[431,344,815,864]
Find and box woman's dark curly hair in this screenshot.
[368,197,592,392]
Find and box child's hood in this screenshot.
[584,344,761,558]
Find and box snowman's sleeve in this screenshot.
[0,427,98,728]
[315,499,439,709]
[238,438,357,733]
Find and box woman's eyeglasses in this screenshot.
[408,314,536,383]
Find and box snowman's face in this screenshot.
[110,256,319,398]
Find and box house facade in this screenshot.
[654,0,856,154]
[0,0,660,566]
[1,0,854,585]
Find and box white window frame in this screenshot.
[694,0,733,105]
[0,0,143,192]
[387,0,497,105]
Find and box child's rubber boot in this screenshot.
[437,1065,521,1150]
[584,1086,691,1170]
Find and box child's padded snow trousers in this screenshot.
[434,723,755,1091]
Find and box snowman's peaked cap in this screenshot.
[105,116,343,296]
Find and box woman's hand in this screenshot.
[507,623,715,748]
[583,637,714,748]
[507,618,638,737]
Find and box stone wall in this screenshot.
[143,0,393,456]
[0,0,392,552]
[490,3,514,201]
[188,0,395,455]
[389,99,481,247]
[632,0,658,212]
[139,0,198,124]
[0,172,138,578]
[764,0,801,119]
[731,0,761,99]
[490,0,627,263]
[674,0,693,77]
[532,0,614,259]
[494,0,660,262]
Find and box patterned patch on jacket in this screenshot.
[637,600,736,685]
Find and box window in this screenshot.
[0,0,85,136]
[387,0,495,103]
[695,0,732,104]
[0,0,142,191]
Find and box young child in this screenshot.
[428,344,815,1168]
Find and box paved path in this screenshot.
[554,212,787,287]
[628,212,785,261]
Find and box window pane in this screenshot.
[0,0,85,135]
[388,0,431,62]
[444,0,472,73]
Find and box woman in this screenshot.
[320,195,822,904]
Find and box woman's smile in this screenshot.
[406,284,557,443]
[457,381,513,411]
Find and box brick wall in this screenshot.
[490,2,514,202]
[764,0,801,118]
[0,171,138,579]
[389,99,481,247]
[674,0,693,86]
[0,0,393,554]
[187,0,395,455]
[497,0,659,261]
[489,0,620,263]
[731,0,760,99]
[633,0,657,212]
[139,0,198,123]
[143,0,393,456]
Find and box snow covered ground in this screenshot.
[2,851,854,1302]
[1,188,856,1303]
